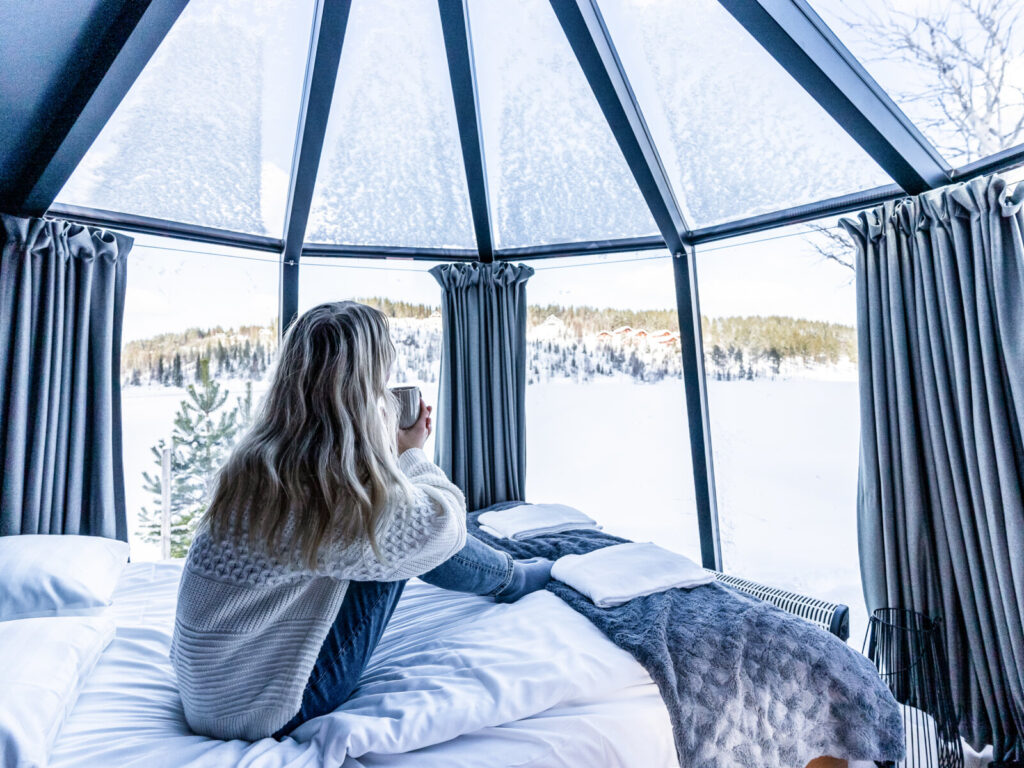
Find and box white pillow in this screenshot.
[0,535,129,620]
[0,616,115,768]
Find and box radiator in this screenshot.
[706,570,850,641]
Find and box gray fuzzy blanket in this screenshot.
[471,504,904,768]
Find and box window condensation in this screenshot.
[304,0,477,248]
[597,0,892,227]
[57,0,316,237]
[468,0,659,248]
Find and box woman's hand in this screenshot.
[397,398,432,454]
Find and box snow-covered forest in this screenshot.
[122,299,856,389]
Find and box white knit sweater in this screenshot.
[169,448,467,740]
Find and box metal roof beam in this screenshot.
[952,142,1024,183]
[717,0,951,195]
[8,0,189,216]
[495,235,665,261]
[46,203,283,252]
[689,183,904,245]
[302,243,478,260]
[548,0,690,252]
[550,0,719,569]
[438,0,494,262]
[279,0,353,334]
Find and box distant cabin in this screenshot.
[634,329,648,338]
[649,329,672,340]
[531,314,568,341]
[597,330,613,340]
[612,326,632,336]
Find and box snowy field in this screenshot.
[122,375,866,644]
[526,377,866,643]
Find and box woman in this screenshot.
[170,301,552,741]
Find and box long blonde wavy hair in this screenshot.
[202,301,414,567]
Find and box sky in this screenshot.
[122,223,858,343]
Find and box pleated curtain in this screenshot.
[0,214,131,539]
[430,261,533,511]
[843,174,1024,760]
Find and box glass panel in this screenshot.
[299,257,444,455]
[696,220,866,642]
[812,0,1024,166]
[120,236,280,561]
[467,0,660,248]
[305,0,476,249]
[525,253,701,562]
[597,0,893,228]
[57,0,316,236]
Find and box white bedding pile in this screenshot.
[48,561,678,768]
[0,616,115,768]
[478,503,600,539]
[551,542,715,607]
[0,535,128,620]
[0,534,129,768]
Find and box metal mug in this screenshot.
[390,385,421,429]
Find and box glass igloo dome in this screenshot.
[12,0,1016,264]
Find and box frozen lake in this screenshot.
[122,375,867,644]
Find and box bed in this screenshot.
[34,553,896,768]
[47,560,681,768]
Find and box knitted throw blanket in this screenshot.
[470,504,904,768]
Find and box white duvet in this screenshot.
[49,561,677,768]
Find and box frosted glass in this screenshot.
[305,0,476,249]
[57,0,315,236]
[468,0,659,248]
[812,0,1024,166]
[598,0,893,228]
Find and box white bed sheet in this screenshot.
[49,561,676,768]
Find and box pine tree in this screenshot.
[235,381,255,432]
[136,359,242,557]
[172,353,184,387]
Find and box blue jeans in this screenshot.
[273,534,514,738]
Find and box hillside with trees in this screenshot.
[123,299,856,389]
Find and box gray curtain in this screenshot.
[843,174,1024,760]
[430,261,534,511]
[0,214,131,539]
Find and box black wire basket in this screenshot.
[863,608,963,768]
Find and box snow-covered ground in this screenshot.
[708,377,864,643]
[526,376,866,645]
[122,375,866,644]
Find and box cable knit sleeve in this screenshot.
[324,448,467,582]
